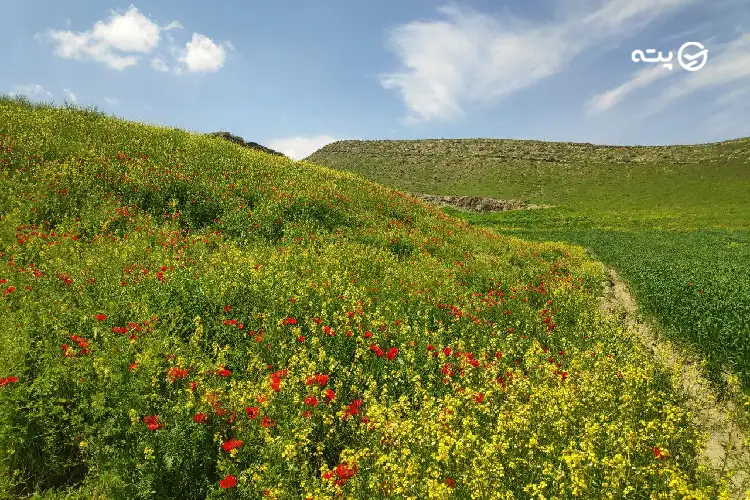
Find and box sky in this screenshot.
[1,0,749,158]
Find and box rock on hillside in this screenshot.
[207,131,285,157]
[411,193,552,213]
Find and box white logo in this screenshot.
[631,42,708,72]
[677,42,708,72]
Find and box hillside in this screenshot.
[306,138,750,397]
[307,138,750,229]
[0,97,739,498]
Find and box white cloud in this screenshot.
[103,96,119,105]
[659,32,750,103]
[48,6,161,70]
[62,88,77,103]
[586,65,675,114]
[7,83,53,99]
[267,135,338,160]
[380,1,697,122]
[47,6,187,72]
[150,56,169,72]
[612,31,750,119]
[178,33,226,73]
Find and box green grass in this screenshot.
[0,96,733,498]
[307,139,750,391]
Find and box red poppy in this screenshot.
[245,406,259,419]
[216,367,231,378]
[473,393,484,403]
[445,477,455,488]
[386,347,398,360]
[336,462,357,481]
[324,389,336,402]
[304,395,318,407]
[193,413,207,424]
[222,438,244,452]
[261,416,275,428]
[224,305,232,313]
[652,446,667,460]
[0,376,19,387]
[297,335,305,342]
[344,399,363,419]
[95,313,107,321]
[219,475,237,489]
[369,345,384,357]
[143,415,160,431]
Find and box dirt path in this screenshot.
[599,268,749,498]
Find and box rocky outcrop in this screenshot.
[411,193,542,213]
[207,132,285,157]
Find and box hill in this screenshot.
[306,138,750,395]
[307,138,750,229]
[0,97,737,498]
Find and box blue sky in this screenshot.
[2,0,749,158]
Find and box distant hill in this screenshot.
[207,131,285,157]
[305,138,750,225]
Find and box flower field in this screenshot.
[0,97,736,498]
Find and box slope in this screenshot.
[306,139,750,392]
[0,97,734,499]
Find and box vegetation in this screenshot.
[0,97,735,498]
[307,139,750,391]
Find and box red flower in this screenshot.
[143,415,160,431]
[282,317,297,325]
[473,393,484,404]
[344,399,363,419]
[224,305,232,313]
[560,371,568,381]
[443,347,452,356]
[324,389,336,402]
[193,413,207,424]
[129,362,138,372]
[336,462,357,481]
[95,313,107,321]
[363,331,373,338]
[216,367,231,378]
[0,376,19,387]
[245,406,259,419]
[304,395,318,407]
[222,438,244,452]
[305,374,328,387]
[652,446,667,460]
[297,335,305,343]
[386,347,398,360]
[219,475,237,489]
[261,416,275,428]
[369,345,384,357]
[445,477,456,488]
[321,470,334,481]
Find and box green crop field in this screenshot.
[307,139,750,392]
[2,97,746,498]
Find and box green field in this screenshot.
[1,97,743,498]
[307,139,750,391]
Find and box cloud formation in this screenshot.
[267,135,339,160]
[178,33,226,73]
[7,84,53,100]
[46,5,225,74]
[380,1,696,122]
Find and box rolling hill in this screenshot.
[306,138,750,396]
[0,97,742,498]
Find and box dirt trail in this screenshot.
[600,268,749,498]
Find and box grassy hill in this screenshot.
[307,139,750,393]
[0,97,738,498]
